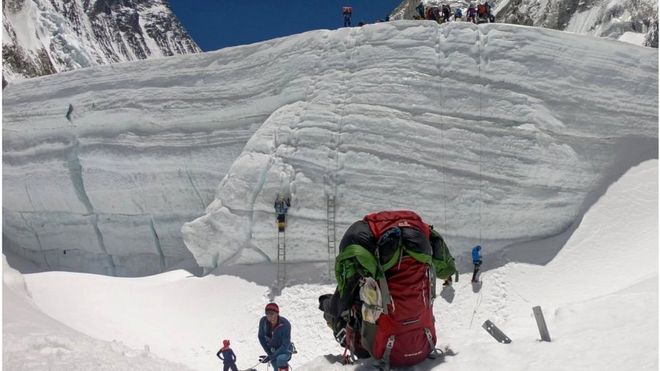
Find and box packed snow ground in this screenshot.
[4,22,656,277]
[3,159,657,370]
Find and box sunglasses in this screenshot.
[265,311,278,316]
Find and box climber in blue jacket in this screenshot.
[471,245,482,283]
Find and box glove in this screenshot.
[259,355,270,363]
[318,294,332,311]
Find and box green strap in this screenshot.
[336,244,442,296]
[405,248,433,265]
[335,244,379,294]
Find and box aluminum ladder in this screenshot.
[327,195,337,280]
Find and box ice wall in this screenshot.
[3,22,657,276]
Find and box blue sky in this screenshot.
[168,0,403,51]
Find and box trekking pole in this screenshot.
[240,361,262,371]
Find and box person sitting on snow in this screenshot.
[258,303,294,371]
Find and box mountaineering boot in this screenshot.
[471,263,481,283]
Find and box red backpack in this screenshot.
[360,211,438,369]
[478,4,487,16]
[323,210,453,370]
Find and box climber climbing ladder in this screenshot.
[326,195,337,279]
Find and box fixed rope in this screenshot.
[477,27,484,245]
[436,25,449,232]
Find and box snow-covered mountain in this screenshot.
[495,0,658,46]
[2,0,201,82]
[3,22,657,278]
[391,0,658,47]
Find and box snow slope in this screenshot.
[7,159,657,371]
[3,256,192,370]
[3,21,657,277]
